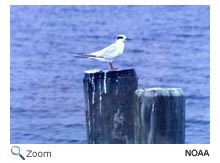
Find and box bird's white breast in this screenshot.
[115,41,125,54]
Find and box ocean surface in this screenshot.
[10,6,210,144]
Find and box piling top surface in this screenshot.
[135,88,184,97]
[84,69,136,79]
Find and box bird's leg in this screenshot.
[109,62,114,70]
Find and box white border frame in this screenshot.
[1,0,219,162]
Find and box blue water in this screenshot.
[10,6,210,144]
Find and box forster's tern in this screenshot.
[75,34,131,69]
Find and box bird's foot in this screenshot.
[109,62,119,71]
[110,67,119,71]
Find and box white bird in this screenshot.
[75,34,131,69]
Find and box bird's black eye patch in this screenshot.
[117,36,124,40]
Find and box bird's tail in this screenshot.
[74,53,104,59]
[74,53,91,58]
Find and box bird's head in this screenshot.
[116,34,132,42]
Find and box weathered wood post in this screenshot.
[134,88,185,144]
[83,69,138,144]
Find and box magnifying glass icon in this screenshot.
[11,146,25,160]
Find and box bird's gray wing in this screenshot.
[94,43,118,59]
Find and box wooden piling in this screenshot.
[134,88,185,144]
[83,69,138,144]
